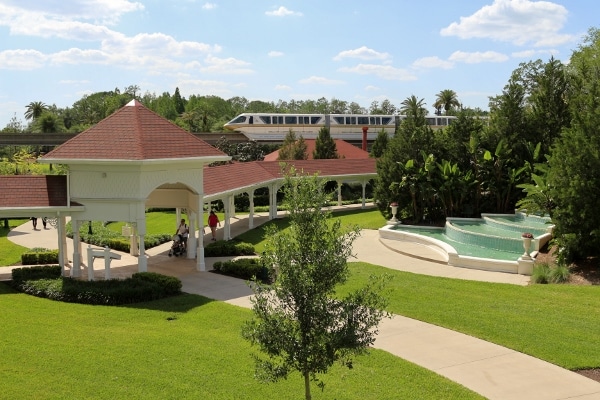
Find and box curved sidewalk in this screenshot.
[3,212,600,400]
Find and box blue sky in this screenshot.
[0,0,596,127]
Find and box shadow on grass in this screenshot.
[120,292,216,313]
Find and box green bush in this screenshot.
[20,248,59,265]
[531,262,571,284]
[11,265,61,282]
[10,266,182,305]
[213,258,270,282]
[204,240,255,257]
[548,264,571,283]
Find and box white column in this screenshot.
[138,233,147,272]
[248,189,255,229]
[224,194,232,240]
[60,216,68,266]
[187,211,196,260]
[56,215,65,276]
[196,199,206,271]
[72,219,81,278]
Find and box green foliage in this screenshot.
[369,128,388,158]
[213,258,270,283]
[10,267,182,305]
[11,264,62,282]
[312,126,338,159]
[547,28,600,263]
[20,248,59,265]
[204,240,255,257]
[278,129,307,160]
[242,171,390,400]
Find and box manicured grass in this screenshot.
[340,262,600,370]
[0,219,30,266]
[0,283,482,400]
[235,208,386,253]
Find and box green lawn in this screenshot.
[0,284,482,400]
[1,208,599,398]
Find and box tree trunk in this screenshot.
[304,371,311,400]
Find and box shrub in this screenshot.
[204,240,255,257]
[548,264,571,283]
[10,266,182,305]
[531,262,571,284]
[21,248,59,265]
[213,258,270,283]
[531,263,551,284]
[12,265,61,282]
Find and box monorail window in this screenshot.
[426,118,436,125]
[347,117,356,124]
[381,117,392,125]
[357,116,368,125]
[259,116,271,124]
[274,116,283,124]
[333,117,345,124]
[311,116,321,124]
[285,116,297,124]
[231,115,246,124]
[369,117,379,125]
[299,116,309,124]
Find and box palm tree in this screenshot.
[24,101,48,121]
[433,89,460,115]
[400,95,427,121]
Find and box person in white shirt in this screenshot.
[176,219,189,249]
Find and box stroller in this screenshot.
[168,234,186,257]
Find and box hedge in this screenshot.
[10,266,182,305]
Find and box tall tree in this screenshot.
[547,27,600,263]
[24,101,48,121]
[433,89,460,115]
[242,170,389,400]
[400,95,427,125]
[313,127,338,159]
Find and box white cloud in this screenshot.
[0,49,46,70]
[275,84,292,91]
[449,50,509,64]
[333,46,390,61]
[298,76,344,85]
[365,85,380,92]
[200,55,254,75]
[268,51,284,57]
[338,64,417,81]
[265,6,303,17]
[412,56,454,69]
[512,49,558,58]
[202,2,217,10]
[440,0,575,47]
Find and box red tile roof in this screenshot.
[203,158,376,196]
[0,159,376,209]
[42,100,227,161]
[263,139,371,161]
[0,175,71,207]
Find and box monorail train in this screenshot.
[223,113,458,141]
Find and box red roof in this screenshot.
[0,175,72,207]
[42,100,226,161]
[263,139,370,161]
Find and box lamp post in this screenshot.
[88,220,93,236]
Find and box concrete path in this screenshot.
[3,207,600,400]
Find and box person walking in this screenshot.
[208,211,220,241]
[42,217,48,229]
[30,217,38,230]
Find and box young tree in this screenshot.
[312,126,338,159]
[278,129,308,160]
[242,170,390,400]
